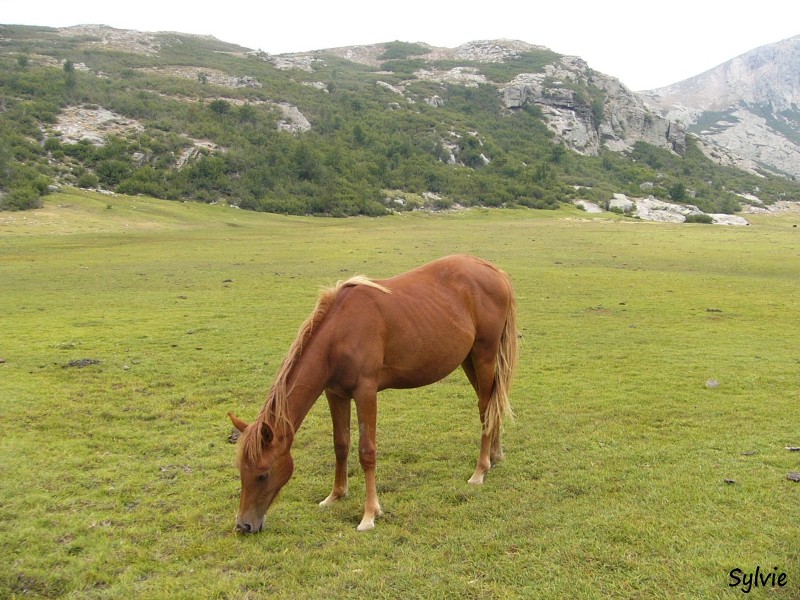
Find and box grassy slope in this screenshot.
[1,189,799,598]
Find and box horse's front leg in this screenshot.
[354,387,382,531]
[319,391,351,507]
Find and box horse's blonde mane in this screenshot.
[237,276,390,466]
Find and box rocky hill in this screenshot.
[640,35,800,179]
[283,39,686,157]
[1,24,798,219]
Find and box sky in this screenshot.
[3,1,799,90]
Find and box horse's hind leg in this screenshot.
[462,351,501,485]
[320,390,351,507]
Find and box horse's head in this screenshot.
[228,413,294,533]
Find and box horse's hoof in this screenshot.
[356,506,382,531]
[357,519,375,532]
[319,490,348,507]
[467,473,485,485]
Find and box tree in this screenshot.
[669,182,687,202]
[591,98,604,128]
[63,60,76,91]
[353,123,367,146]
[291,143,323,183]
[237,103,257,125]
[550,144,566,164]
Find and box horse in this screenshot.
[228,254,519,533]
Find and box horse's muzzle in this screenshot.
[235,518,263,534]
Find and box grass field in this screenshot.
[1,189,799,599]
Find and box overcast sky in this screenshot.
[4,1,799,90]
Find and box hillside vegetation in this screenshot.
[1,25,799,215]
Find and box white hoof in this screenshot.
[357,518,375,532]
[319,490,347,507]
[356,506,382,531]
[468,473,485,485]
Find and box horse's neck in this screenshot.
[284,344,330,431]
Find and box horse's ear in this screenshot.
[260,421,274,446]
[228,412,249,433]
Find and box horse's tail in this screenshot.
[484,277,519,442]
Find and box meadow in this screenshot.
[1,189,799,599]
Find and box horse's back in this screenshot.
[382,254,512,331]
[380,254,511,300]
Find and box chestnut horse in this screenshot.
[228,254,518,532]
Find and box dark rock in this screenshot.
[64,358,100,368]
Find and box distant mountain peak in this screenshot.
[640,34,800,178]
[644,34,800,112]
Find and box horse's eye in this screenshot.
[257,473,269,483]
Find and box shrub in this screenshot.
[76,172,100,188]
[684,213,714,224]
[43,136,62,152]
[0,184,43,210]
[259,196,308,215]
[379,41,430,61]
[96,160,132,186]
[209,99,231,115]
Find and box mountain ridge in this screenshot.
[269,38,686,156]
[1,23,798,218]
[644,34,800,111]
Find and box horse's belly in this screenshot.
[378,334,473,391]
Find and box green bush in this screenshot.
[379,41,430,61]
[76,172,99,188]
[43,136,62,152]
[669,182,687,201]
[684,213,714,224]
[0,185,44,210]
[96,159,132,186]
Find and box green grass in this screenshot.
[2,189,799,598]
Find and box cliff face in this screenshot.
[640,35,800,178]
[501,56,685,156]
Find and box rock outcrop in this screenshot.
[578,194,750,225]
[501,56,686,156]
[53,106,143,145]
